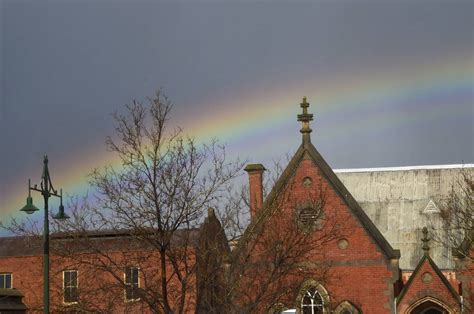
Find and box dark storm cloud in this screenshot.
[0,1,473,218]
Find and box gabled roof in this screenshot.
[237,99,400,260]
[259,139,400,259]
[198,208,230,257]
[396,253,460,303]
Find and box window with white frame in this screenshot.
[63,270,78,304]
[0,273,12,289]
[301,287,324,314]
[124,266,140,301]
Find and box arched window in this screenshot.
[296,280,329,314]
[334,300,361,314]
[301,287,324,314]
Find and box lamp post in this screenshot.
[20,155,69,314]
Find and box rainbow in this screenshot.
[2,52,473,227]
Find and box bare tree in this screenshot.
[232,183,348,312]
[434,170,474,314]
[195,162,348,313]
[435,169,473,261]
[4,93,349,313]
[47,91,244,313]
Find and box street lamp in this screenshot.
[20,155,69,313]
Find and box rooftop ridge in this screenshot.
[334,164,474,173]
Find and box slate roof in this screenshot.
[0,236,42,257]
[0,229,200,257]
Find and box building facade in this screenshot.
[237,98,472,313]
[0,98,472,313]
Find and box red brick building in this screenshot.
[234,98,469,313]
[0,98,471,313]
[0,230,201,313]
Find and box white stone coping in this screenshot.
[334,164,474,173]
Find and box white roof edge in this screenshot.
[334,164,474,173]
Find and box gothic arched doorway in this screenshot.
[407,297,451,314]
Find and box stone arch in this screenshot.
[406,296,454,314]
[268,302,290,314]
[333,300,361,314]
[295,279,330,314]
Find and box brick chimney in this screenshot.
[244,164,266,219]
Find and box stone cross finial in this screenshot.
[297,97,314,144]
[422,227,430,256]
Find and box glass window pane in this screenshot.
[125,267,131,284]
[65,287,72,303]
[6,274,11,288]
[64,286,79,303]
[302,308,312,314]
[71,287,78,302]
[125,285,132,300]
[314,292,323,304]
[64,271,70,286]
[70,271,77,286]
[132,268,138,283]
[302,295,312,304]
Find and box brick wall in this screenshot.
[0,246,197,313]
[397,258,460,313]
[244,158,399,313]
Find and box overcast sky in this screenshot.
[0,0,473,225]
